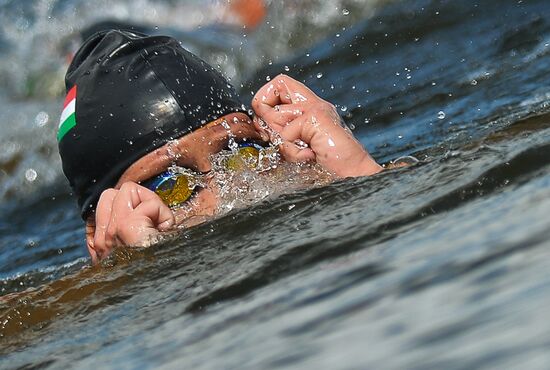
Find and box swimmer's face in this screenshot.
[115,112,268,227]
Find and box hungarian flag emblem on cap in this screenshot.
[57,85,77,141]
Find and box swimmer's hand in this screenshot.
[85,182,175,263]
[252,74,383,177]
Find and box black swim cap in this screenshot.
[58,29,248,219]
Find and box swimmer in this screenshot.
[57,30,383,263]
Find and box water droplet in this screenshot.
[25,169,37,182]
[437,111,446,120]
[294,140,309,149]
[316,72,323,79]
[342,8,350,15]
[340,105,348,112]
[266,75,271,81]
[349,123,356,130]
[284,65,290,71]
[34,112,49,127]
[471,79,478,85]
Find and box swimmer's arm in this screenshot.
[251,74,383,177]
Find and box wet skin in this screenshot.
[86,75,383,263]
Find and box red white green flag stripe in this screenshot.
[57,85,77,141]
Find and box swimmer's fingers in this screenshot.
[254,102,308,128]
[106,182,174,249]
[252,74,321,112]
[104,183,137,253]
[272,74,322,104]
[117,198,175,247]
[126,185,175,233]
[274,115,317,163]
[279,141,316,163]
[277,114,316,144]
[252,75,289,109]
[93,188,118,261]
[86,219,99,264]
[133,197,175,232]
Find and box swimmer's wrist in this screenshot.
[358,157,384,176]
[335,154,383,178]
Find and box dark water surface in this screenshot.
[1,0,550,369]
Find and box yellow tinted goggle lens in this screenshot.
[153,174,194,207]
[225,146,260,171]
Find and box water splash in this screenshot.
[165,140,182,162]
[209,147,333,214]
[257,117,284,146]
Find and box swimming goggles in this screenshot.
[143,142,267,207]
